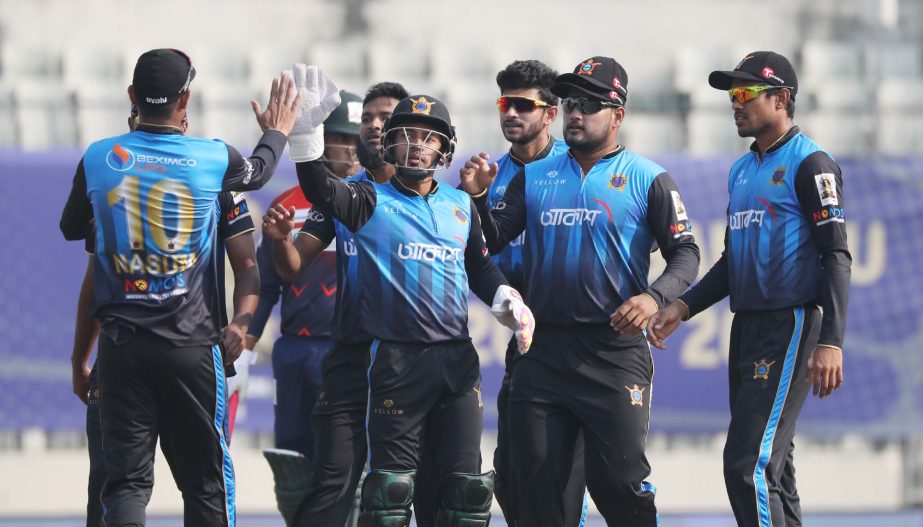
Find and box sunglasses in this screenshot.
[561,97,621,114]
[727,85,792,104]
[496,96,551,113]
[170,48,196,94]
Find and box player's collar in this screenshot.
[508,135,556,167]
[135,123,184,135]
[749,126,800,156]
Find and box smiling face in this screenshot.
[386,122,446,171]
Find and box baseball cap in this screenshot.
[551,56,628,105]
[132,49,196,106]
[324,90,363,136]
[709,51,798,97]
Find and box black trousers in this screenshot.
[366,339,484,527]
[509,325,657,527]
[97,325,234,527]
[724,306,819,527]
[494,338,587,527]
[295,341,370,527]
[86,365,106,527]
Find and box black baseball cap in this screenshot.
[709,51,798,97]
[132,48,196,106]
[324,90,363,136]
[551,56,628,105]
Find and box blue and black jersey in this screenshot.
[60,125,286,346]
[487,138,568,292]
[474,147,700,325]
[249,185,337,340]
[299,169,372,344]
[680,126,851,348]
[297,161,507,343]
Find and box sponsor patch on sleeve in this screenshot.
[670,191,688,221]
[814,173,838,206]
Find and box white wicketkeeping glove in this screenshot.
[226,348,256,399]
[288,64,341,162]
[491,285,535,354]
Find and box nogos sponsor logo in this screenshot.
[123,273,188,299]
[397,242,462,262]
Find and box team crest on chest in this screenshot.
[625,384,645,407]
[608,173,628,190]
[770,167,786,186]
[410,96,435,115]
[753,359,775,380]
[453,207,468,223]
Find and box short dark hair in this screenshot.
[364,82,409,107]
[496,60,559,106]
[136,99,176,120]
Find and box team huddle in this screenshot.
[60,48,851,527]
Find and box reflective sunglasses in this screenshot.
[496,96,551,113]
[561,97,621,114]
[727,85,792,104]
[170,48,196,94]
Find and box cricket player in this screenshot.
[59,48,300,526]
[460,56,701,526]
[486,59,587,527]
[294,77,535,526]
[72,189,257,527]
[258,80,411,527]
[648,51,851,527]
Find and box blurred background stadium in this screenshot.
[1,0,922,525]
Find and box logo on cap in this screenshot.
[410,96,435,115]
[612,78,622,89]
[735,55,754,70]
[762,67,775,79]
[577,59,602,76]
[106,144,135,172]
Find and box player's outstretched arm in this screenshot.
[71,256,100,404]
[224,73,301,192]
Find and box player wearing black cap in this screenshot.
[460,56,700,526]
[648,51,851,527]
[59,48,301,527]
[294,78,536,527]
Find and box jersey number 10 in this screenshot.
[107,175,194,253]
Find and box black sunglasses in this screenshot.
[561,97,621,114]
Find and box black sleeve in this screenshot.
[61,158,95,241]
[222,130,288,191]
[644,173,701,307]
[679,225,731,318]
[464,200,509,306]
[794,151,851,349]
[218,192,256,240]
[295,159,377,232]
[472,170,527,253]
[298,200,337,247]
